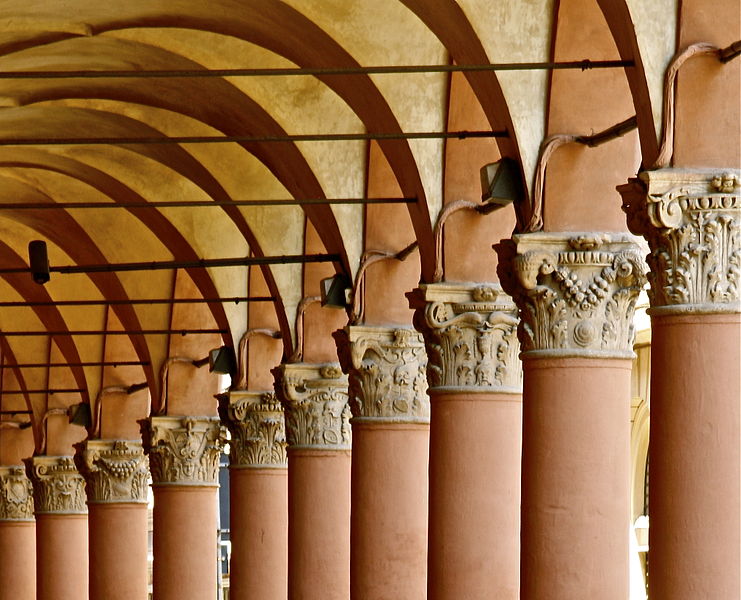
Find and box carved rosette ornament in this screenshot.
[495,232,647,358]
[408,283,522,393]
[74,440,148,504]
[0,466,34,521]
[218,391,288,468]
[272,363,351,450]
[334,326,430,423]
[140,416,226,486]
[23,456,87,515]
[619,168,741,314]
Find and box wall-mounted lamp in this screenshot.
[480,157,523,213]
[320,274,351,309]
[28,240,50,284]
[209,346,237,375]
[68,402,92,428]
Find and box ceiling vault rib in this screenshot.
[0,297,274,307]
[0,198,416,210]
[0,60,634,79]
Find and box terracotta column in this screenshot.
[273,363,351,600]
[24,456,88,600]
[140,416,225,600]
[621,169,740,599]
[219,391,288,600]
[408,283,522,599]
[333,326,429,600]
[0,466,36,600]
[75,440,149,600]
[497,232,646,600]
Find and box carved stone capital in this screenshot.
[0,466,34,521]
[218,391,288,468]
[495,232,647,358]
[334,326,430,423]
[272,363,351,450]
[140,416,225,486]
[23,456,87,515]
[408,283,522,393]
[74,440,148,504]
[620,168,741,314]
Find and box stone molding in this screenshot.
[272,363,351,450]
[620,168,741,315]
[218,391,288,468]
[496,232,646,358]
[0,466,34,521]
[334,326,430,423]
[23,456,87,515]
[74,440,148,504]
[408,283,522,393]
[140,416,225,487]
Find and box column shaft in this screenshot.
[0,522,35,600]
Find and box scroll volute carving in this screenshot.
[0,466,34,521]
[74,440,149,503]
[23,456,87,515]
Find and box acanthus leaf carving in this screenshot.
[140,416,225,486]
[0,466,34,521]
[23,456,87,515]
[272,363,351,449]
[74,440,149,503]
[218,391,287,467]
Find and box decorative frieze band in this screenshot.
[408,283,522,393]
[140,416,225,486]
[496,232,646,358]
[219,391,288,468]
[620,168,741,314]
[0,466,34,521]
[272,363,351,450]
[74,440,148,504]
[23,456,87,515]
[334,326,430,423]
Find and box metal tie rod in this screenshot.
[0,329,227,336]
[0,296,274,307]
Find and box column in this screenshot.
[496,232,646,600]
[334,327,430,600]
[620,169,740,599]
[24,456,88,600]
[0,466,36,600]
[140,416,225,600]
[408,283,522,599]
[75,440,149,600]
[219,391,288,600]
[273,363,351,600]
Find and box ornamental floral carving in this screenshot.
[496,233,646,356]
[334,326,430,422]
[408,283,522,392]
[272,363,351,449]
[620,168,740,311]
[140,416,225,486]
[218,391,287,467]
[0,466,34,521]
[23,456,87,515]
[74,440,148,503]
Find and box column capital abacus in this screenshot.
[272,363,351,450]
[23,455,87,515]
[218,391,288,468]
[74,440,148,504]
[495,232,646,359]
[408,283,522,393]
[334,326,430,423]
[140,416,225,487]
[620,168,741,315]
[0,466,34,521]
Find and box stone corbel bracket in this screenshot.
[496,232,647,359]
[408,283,522,394]
[0,466,35,521]
[620,168,741,315]
[272,363,352,450]
[74,440,149,504]
[23,456,87,515]
[140,416,225,487]
[218,391,288,468]
[334,326,430,424]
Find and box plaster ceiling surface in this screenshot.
[0,0,680,428]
